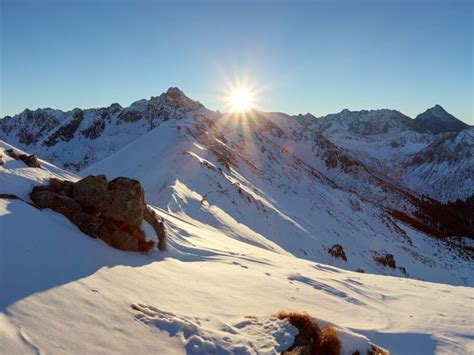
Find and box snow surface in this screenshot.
[1,164,473,353]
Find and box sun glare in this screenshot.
[219,76,263,114]
[229,89,253,113]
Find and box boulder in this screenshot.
[18,154,41,168]
[104,177,145,226]
[98,219,153,252]
[5,148,41,168]
[48,178,74,197]
[73,175,109,210]
[31,175,165,253]
[5,149,18,159]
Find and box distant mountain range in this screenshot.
[1,88,471,201]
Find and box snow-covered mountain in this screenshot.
[2,88,472,284]
[0,88,203,171]
[414,104,470,134]
[2,92,470,204]
[302,107,472,202]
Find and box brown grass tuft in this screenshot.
[277,311,320,353]
[277,311,342,355]
[319,326,341,355]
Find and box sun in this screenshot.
[219,76,262,113]
[229,89,254,113]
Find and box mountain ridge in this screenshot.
[1,87,471,202]
[2,87,471,130]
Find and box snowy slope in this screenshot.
[401,128,474,202]
[0,141,78,199]
[1,147,473,354]
[81,111,473,286]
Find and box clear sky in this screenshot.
[1,0,473,123]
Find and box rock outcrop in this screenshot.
[328,244,347,261]
[373,252,396,268]
[5,148,41,168]
[30,175,166,253]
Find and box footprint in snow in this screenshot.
[131,304,297,354]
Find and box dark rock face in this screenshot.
[30,175,166,253]
[414,105,470,134]
[373,252,396,268]
[119,109,143,123]
[43,108,85,147]
[5,148,41,168]
[18,154,41,168]
[82,119,106,139]
[328,244,347,261]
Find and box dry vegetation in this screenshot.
[276,311,341,355]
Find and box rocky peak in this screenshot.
[318,108,413,135]
[108,103,123,113]
[426,104,449,118]
[153,87,203,111]
[415,105,469,134]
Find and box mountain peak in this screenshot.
[168,86,183,93]
[415,105,469,134]
[149,87,203,111]
[427,104,448,117]
[164,86,186,98]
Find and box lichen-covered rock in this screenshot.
[73,175,109,210]
[105,177,145,226]
[30,175,165,253]
[48,178,74,197]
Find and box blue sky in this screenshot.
[1,0,473,123]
